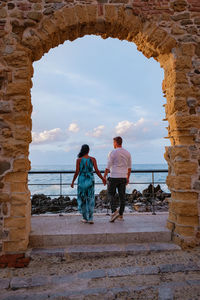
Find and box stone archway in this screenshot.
[1,1,200,264]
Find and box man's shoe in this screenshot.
[118,215,124,221]
[110,210,119,222]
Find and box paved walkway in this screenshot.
[30,212,172,247]
[1,246,200,299]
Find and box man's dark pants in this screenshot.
[107,177,127,215]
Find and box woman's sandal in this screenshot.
[81,219,88,223]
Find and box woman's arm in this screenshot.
[91,157,106,185]
[71,159,80,188]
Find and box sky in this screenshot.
[29,35,170,167]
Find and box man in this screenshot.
[104,136,132,222]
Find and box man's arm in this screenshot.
[104,168,110,180]
[104,151,112,180]
[126,168,131,185]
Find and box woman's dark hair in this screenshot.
[78,144,90,158]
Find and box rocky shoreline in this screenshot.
[31,184,170,215]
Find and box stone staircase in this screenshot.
[29,213,181,258]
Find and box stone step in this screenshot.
[29,213,172,248]
[1,261,200,300]
[30,242,181,260]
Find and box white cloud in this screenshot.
[32,128,64,144]
[115,120,133,135]
[86,125,105,137]
[115,118,162,141]
[68,123,79,133]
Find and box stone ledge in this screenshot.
[30,242,181,260]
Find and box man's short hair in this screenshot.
[113,136,123,145]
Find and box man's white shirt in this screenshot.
[107,147,132,178]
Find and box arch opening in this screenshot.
[29,34,169,205]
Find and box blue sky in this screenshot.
[29,35,170,166]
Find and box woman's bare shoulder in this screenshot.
[89,156,96,162]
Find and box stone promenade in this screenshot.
[0,213,200,299]
[1,245,200,300]
[29,212,172,248]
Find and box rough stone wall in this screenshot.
[0,0,200,260]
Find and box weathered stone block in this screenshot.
[169,114,200,130]
[3,240,29,252]
[4,172,28,183]
[170,146,190,161]
[10,203,30,218]
[1,203,9,216]
[177,215,199,226]
[27,11,42,22]
[87,5,97,23]
[6,82,29,96]
[171,191,198,201]
[175,224,195,236]
[4,52,29,68]
[171,24,185,35]
[4,217,27,229]
[191,75,200,86]
[169,200,198,216]
[166,175,191,190]
[74,5,88,24]
[2,142,29,158]
[0,160,10,175]
[174,55,192,70]
[0,193,10,203]
[10,183,28,193]
[0,8,7,18]
[171,12,190,21]
[11,192,30,205]
[9,228,28,241]
[0,253,30,268]
[61,7,78,27]
[173,161,197,175]
[170,0,188,12]
[105,5,118,22]
[13,159,30,172]
[168,211,177,223]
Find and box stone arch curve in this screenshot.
[21,5,176,62]
[1,1,200,262]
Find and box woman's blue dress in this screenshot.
[77,158,95,221]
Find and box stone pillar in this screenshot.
[163,44,200,247]
[0,42,32,266]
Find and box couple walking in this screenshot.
[71,136,132,224]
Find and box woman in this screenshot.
[71,144,106,224]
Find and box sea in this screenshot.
[28,164,169,198]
